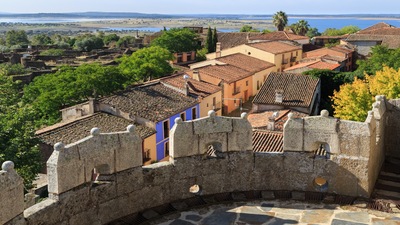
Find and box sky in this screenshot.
[1,0,399,15]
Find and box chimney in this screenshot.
[216,42,221,58]
[267,111,279,131]
[88,97,96,114]
[275,89,283,103]
[192,70,200,81]
[183,74,190,96]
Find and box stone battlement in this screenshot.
[0,96,393,225]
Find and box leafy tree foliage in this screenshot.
[0,75,41,188]
[262,29,272,34]
[332,77,373,121]
[290,20,310,36]
[0,63,30,76]
[117,46,173,82]
[103,33,120,45]
[322,25,360,36]
[116,36,135,48]
[196,48,208,62]
[239,25,260,32]
[73,34,104,51]
[31,34,53,45]
[356,45,400,76]
[369,67,400,99]
[306,27,321,38]
[152,28,200,53]
[272,11,288,31]
[5,30,29,47]
[212,27,218,51]
[23,64,127,125]
[206,26,213,53]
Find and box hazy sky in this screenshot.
[1,0,398,14]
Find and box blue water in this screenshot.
[1,16,400,33]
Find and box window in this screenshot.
[257,81,260,90]
[180,112,186,121]
[165,141,170,157]
[192,107,197,119]
[246,81,249,86]
[213,97,216,107]
[163,120,169,139]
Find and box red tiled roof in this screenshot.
[247,41,301,54]
[217,32,264,50]
[248,109,308,131]
[253,72,319,108]
[160,73,221,98]
[358,22,395,33]
[216,53,275,73]
[308,61,340,70]
[252,130,283,153]
[249,31,309,41]
[100,82,198,122]
[36,112,156,145]
[194,64,253,84]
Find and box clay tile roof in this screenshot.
[253,72,319,108]
[247,41,301,54]
[358,22,395,33]
[160,73,221,98]
[252,130,283,153]
[36,112,155,146]
[216,53,275,72]
[248,109,308,131]
[308,61,340,70]
[99,82,198,122]
[195,64,253,84]
[217,32,264,50]
[249,31,308,41]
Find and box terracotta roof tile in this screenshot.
[216,53,275,72]
[248,109,308,131]
[160,73,221,98]
[249,31,308,41]
[100,82,198,122]
[253,72,319,108]
[309,61,340,70]
[358,22,396,33]
[346,34,400,49]
[37,112,155,146]
[217,32,263,50]
[195,64,253,84]
[252,130,283,153]
[247,41,301,54]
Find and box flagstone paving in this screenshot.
[151,200,400,225]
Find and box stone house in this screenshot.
[252,72,321,115]
[301,45,355,72]
[206,41,302,72]
[160,73,223,117]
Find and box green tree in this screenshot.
[356,45,400,76]
[0,74,41,188]
[23,64,127,124]
[240,25,259,32]
[272,11,288,31]
[206,26,213,53]
[31,34,53,45]
[73,34,104,51]
[196,48,208,62]
[212,27,218,52]
[117,46,173,82]
[290,20,310,36]
[116,36,135,48]
[5,30,29,47]
[306,27,321,38]
[322,25,360,36]
[0,63,30,76]
[103,33,120,45]
[332,77,374,121]
[152,28,200,53]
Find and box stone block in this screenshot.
[117,131,142,170]
[198,133,228,154]
[169,120,198,158]
[193,115,232,135]
[228,118,252,152]
[283,118,304,151]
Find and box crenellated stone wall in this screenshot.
[0,95,396,225]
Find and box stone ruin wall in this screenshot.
[0,96,393,225]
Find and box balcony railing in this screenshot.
[212,101,222,111]
[290,56,297,62]
[282,59,289,64]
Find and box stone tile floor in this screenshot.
[150,200,400,225]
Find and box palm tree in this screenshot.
[272,11,288,31]
[291,20,310,36]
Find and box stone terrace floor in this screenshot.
[149,200,400,225]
